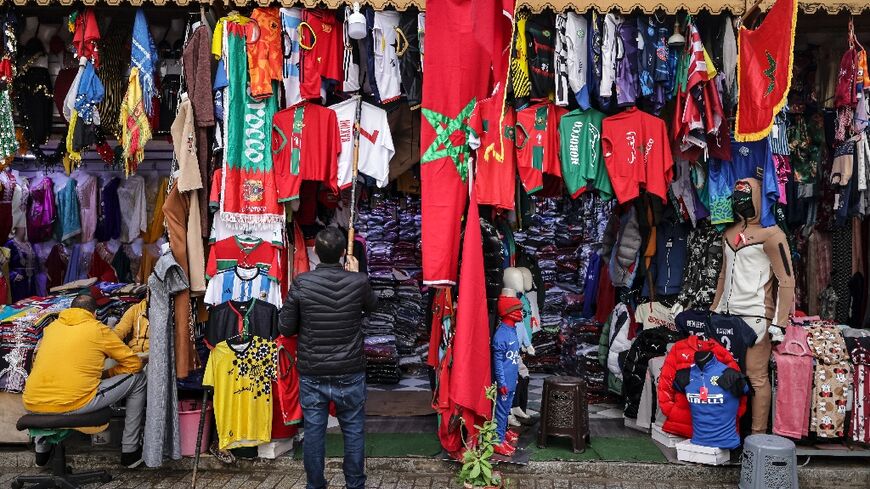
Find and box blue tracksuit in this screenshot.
[493,322,520,442]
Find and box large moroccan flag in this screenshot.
[734,0,798,141]
[451,186,493,419]
[420,0,509,286]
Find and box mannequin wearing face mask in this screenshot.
[710,178,794,435]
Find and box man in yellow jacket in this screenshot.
[23,294,146,468]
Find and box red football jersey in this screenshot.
[601,107,673,204]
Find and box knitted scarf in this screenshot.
[130,9,157,116]
[119,67,151,175]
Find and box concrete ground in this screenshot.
[0,451,868,489]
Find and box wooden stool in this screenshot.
[537,376,589,453]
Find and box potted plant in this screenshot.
[456,384,505,488]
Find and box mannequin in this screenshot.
[511,267,537,423]
[36,24,59,53]
[519,267,541,333]
[492,295,523,456]
[149,24,168,46]
[20,17,39,48]
[165,19,186,45]
[674,350,749,449]
[710,178,794,435]
[6,227,37,302]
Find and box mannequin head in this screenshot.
[502,267,523,296]
[498,295,523,326]
[732,179,758,223]
[518,267,533,293]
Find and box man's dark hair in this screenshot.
[71,294,97,313]
[314,227,346,264]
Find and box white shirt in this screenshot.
[118,175,147,243]
[209,216,284,248]
[600,13,622,99]
[565,12,589,105]
[373,11,402,102]
[281,8,304,107]
[329,98,395,189]
[343,6,361,93]
[204,266,283,308]
[554,14,570,107]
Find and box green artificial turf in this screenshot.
[314,432,443,458]
[529,436,668,463]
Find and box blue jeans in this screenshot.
[300,372,367,489]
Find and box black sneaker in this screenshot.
[35,447,53,467]
[120,448,143,468]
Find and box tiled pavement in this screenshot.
[0,467,741,488]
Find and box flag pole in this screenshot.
[347,95,364,255]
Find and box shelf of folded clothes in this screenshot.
[357,194,426,383]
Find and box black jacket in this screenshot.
[278,263,377,376]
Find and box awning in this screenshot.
[516,0,869,14]
[7,0,869,15]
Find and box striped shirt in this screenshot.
[204,266,283,308]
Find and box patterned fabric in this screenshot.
[118,68,152,174]
[831,225,852,324]
[845,337,870,443]
[0,90,18,160]
[676,225,723,310]
[806,323,851,438]
[130,9,157,116]
[248,8,282,100]
[221,22,282,226]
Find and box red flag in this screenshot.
[450,186,493,418]
[473,0,515,87]
[420,0,511,286]
[735,0,798,141]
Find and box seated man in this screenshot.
[23,294,146,468]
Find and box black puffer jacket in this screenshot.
[278,263,377,376]
[621,326,683,419]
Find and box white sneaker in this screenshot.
[508,414,521,427]
[511,406,530,419]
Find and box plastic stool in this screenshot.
[536,376,589,453]
[739,434,798,489]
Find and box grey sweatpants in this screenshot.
[34,371,147,454]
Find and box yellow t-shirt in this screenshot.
[203,336,277,450]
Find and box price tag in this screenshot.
[699,386,709,402]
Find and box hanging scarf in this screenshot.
[74,60,104,125]
[130,9,157,116]
[70,8,101,65]
[220,21,282,226]
[119,67,151,175]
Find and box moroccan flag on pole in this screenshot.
[734,0,798,141]
[450,185,493,419]
[420,0,509,286]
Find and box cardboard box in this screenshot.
[675,439,730,465]
[651,423,686,448]
[257,438,295,459]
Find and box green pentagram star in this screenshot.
[763,51,777,97]
[421,98,478,182]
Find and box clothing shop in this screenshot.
[0,0,867,474]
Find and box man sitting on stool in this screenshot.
[23,294,146,468]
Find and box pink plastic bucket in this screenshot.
[178,400,213,456]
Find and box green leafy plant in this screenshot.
[456,384,503,488]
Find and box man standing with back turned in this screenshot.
[279,227,376,489]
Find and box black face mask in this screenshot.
[732,182,756,221]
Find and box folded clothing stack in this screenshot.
[357,194,427,383]
[515,194,615,402]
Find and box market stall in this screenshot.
[0,0,867,470]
